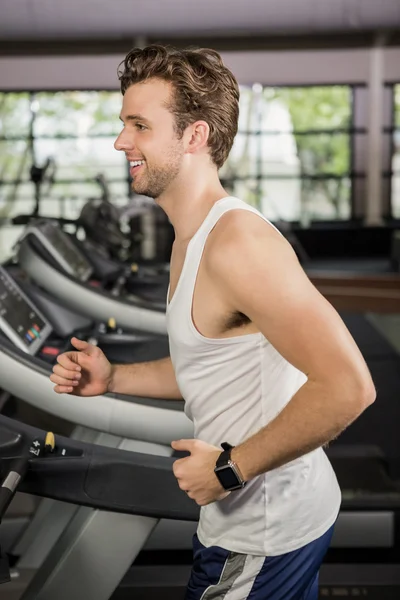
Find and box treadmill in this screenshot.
[16,220,167,335]
[0,264,194,572]
[0,415,199,600]
[1,416,400,599]
[0,263,181,443]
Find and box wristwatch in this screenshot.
[214,442,246,492]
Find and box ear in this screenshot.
[185,120,210,155]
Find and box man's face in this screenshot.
[114,79,185,198]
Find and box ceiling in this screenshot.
[1,0,400,41]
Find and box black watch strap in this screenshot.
[216,442,234,467]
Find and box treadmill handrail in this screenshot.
[0,335,184,411]
[18,239,167,335]
[0,344,193,444]
[2,416,399,520]
[0,415,199,522]
[25,234,165,313]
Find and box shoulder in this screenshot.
[204,208,295,275]
[210,207,281,242]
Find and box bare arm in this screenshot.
[51,338,182,400]
[207,211,376,480]
[108,356,183,400]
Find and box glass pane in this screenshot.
[41,182,130,220]
[222,177,261,208]
[88,92,124,136]
[394,85,400,128]
[223,85,352,221]
[48,180,129,201]
[392,174,400,219]
[259,178,302,222]
[238,85,351,133]
[220,133,260,179]
[391,85,400,217]
[0,180,129,223]
[237,85,265,133]
[299,177,351,222]
[223,176,351,222]
[256,132,350,177]
[224,131,350,180]
[0,225,27,262]
[292,132,350,176]
[264,86,351,131]
[0,93,32,138]
[0,140,31,181]
[0,182,36,219]
[34,137,126,182]
[33,91,123,138]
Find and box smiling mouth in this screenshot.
[129,160,145,178]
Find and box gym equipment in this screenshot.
[0,415,198,599]
[0,268,52,355]
[77,173,132,261]
[0,262,188,567]
[0,259,179,545]
[16,220,167,334]
[0,263,188,442]
[1,417,400,599]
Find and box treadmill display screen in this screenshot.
[0,269,51,354]
[41,223,92,281]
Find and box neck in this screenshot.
[156,176,228,243]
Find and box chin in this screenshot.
[132,185,155,199]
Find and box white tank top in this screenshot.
[167,197,341,556]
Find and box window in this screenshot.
[220,85,353,223]
[1,86,353,230]
[0,91,128,226]
[392,84,400,219]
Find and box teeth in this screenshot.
[130,160,145,167]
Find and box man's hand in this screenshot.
[171,439,230,506]
[50,337,112,396]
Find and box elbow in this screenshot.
[353,378,376,414]
[332,371,376,418]
[362,381,377,407]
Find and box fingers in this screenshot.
[176,477,189,492]
[50,373,80,387]
[56,352,81,372]
[52,364,81,381]
[53,355,81,387]
[171,439,195,452]
[52,383,74,394]
[51,357,82,394]
[70,337,97,355]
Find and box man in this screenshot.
[51,45,376,599]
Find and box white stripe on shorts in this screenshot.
[223,554,265,600]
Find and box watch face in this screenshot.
[216,466,241,490]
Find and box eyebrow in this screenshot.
[119,114,150,123]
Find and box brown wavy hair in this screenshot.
[117,45,239,169]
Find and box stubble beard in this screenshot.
[131,142,184,199]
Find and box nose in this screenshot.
[114,128,133,152]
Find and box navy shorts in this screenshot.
[185,524,335,600]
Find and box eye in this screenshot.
[136,123,146,131]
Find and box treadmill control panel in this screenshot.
[26,222,93,282]
[0,267,52,354]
